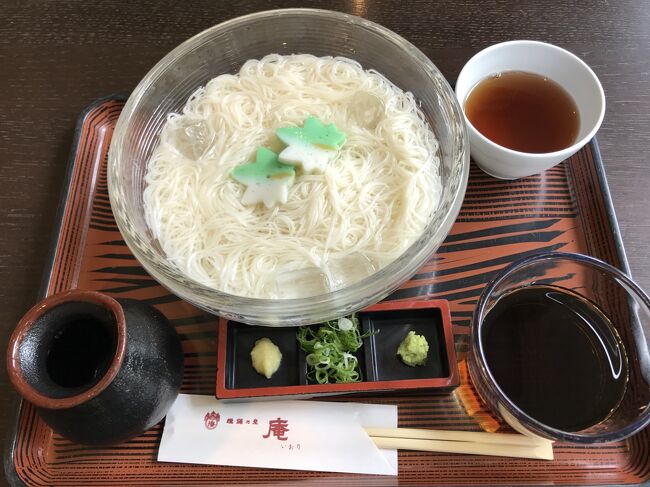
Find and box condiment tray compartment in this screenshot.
[225,323,304,389]
[362,305,451,382]
[216,300,458,399]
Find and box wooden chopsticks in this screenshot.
[365,427,554,460]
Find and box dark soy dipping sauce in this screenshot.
[481,285,628,431]
[46,318,117,389]
[465,71,580,153]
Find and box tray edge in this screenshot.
[589,138,631,275]
[3,94,128,487]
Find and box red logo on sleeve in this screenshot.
[204,411,221,430]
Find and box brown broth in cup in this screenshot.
[465,71,580,153]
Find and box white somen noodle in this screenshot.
[143,54,441,298]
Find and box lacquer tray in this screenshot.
[5,97,650,486]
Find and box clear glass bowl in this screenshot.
[108,8,469,326]
[469,252,650,443]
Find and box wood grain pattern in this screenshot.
[1,1,649,484]
[6,99,649,486]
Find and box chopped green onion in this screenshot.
[338,317,354,331]
[296,314,375,384]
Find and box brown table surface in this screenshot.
[1,0,649,483]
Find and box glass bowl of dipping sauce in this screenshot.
[469,252,650,443]
[455,40,605,179]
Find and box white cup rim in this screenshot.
[456,40,606,160]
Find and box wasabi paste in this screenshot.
[397,331,429,366]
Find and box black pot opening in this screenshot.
[19,301,118,399]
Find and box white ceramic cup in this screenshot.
[455,40,605,179]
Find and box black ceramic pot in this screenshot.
[7,290,184,445]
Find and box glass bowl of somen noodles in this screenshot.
[108,8,469,326]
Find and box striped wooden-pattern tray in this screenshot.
[5,97,649,486]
